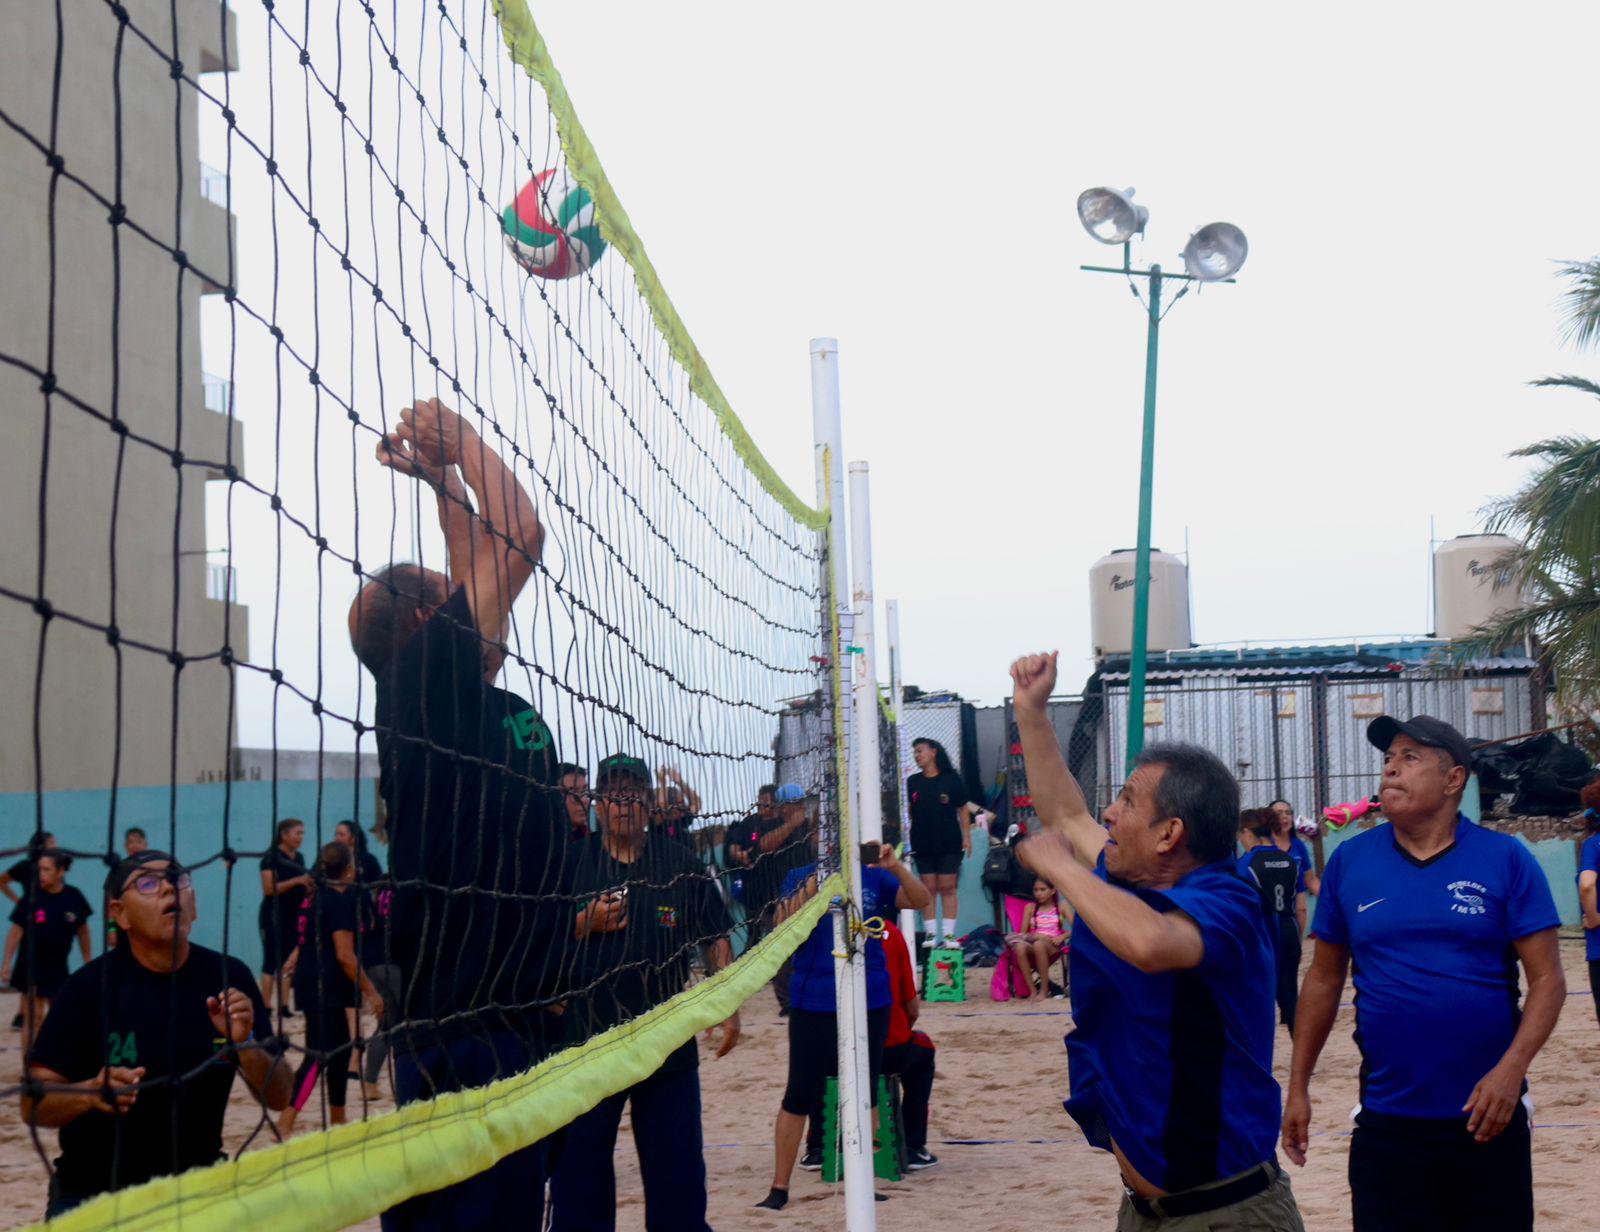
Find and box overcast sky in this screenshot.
[207,2,1600,760]
[528,1,1600,704]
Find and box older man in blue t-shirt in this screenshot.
[1283,715,1565,1232]
[1011,653,1303,1230]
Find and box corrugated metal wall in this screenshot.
[1098,669,1536,813]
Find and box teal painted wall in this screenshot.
[2,779,379,975]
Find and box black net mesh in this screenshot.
[0,0,833,1221]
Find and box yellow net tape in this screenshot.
[24,874,841,1232]
[490,0,827,531]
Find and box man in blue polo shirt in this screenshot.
[1283,715,1565,1232]
[1011,652,1302,1230]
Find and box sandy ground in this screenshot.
[1,937,1596,1230]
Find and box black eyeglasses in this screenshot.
[124,871,193,897]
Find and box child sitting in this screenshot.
[1007,876,1068,1001]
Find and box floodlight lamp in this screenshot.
[1077,187,1148,245]
[1180,222,1248,281]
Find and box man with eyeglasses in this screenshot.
[550,753,738,1232]
[22,852,291,1216]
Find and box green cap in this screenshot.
[595,753,650,789]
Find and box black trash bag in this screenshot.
[1508,732,1592,816]
[1471,743,1521,811]
[961,925,1008,968]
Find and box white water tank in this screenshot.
[1090,548,1192,657]
[1433,534,1524,640]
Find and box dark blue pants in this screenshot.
[550,1062,710,1232]
[380,1030,548,1231]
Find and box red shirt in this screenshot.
[883,923,917,1047]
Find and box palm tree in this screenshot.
[1461,261,1600,712]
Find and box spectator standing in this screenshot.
[1238,808,1305,1037]
[755,840,930,1210]
[278,843,383,1138]
[557,764,592,841]
[1268,799,1320,899]
[23,852,290,1215]
[550,754,738,1231]
[258,818,312,1016]
[334,820,387,1099]
[123,828,148,856]
[1283,716,1564,1232]
[652,765,702,851]
[3,852,91,1052]
[1,832,58,905]
[907,738,977,948]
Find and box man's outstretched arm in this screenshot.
[388,398,543,663]
[1010,652,1106,870]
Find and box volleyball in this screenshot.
[502,168,606,280]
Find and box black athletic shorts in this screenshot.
[781,1005,890,1116]
[913,851,962,877]
[1349,1104,1532,1232]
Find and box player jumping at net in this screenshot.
[350,397,572,1231]
[1010,652,1304,1230]
[551,753,739,1231]
[1282,715,1565,1232]
[22,852,290,1216]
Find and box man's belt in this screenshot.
[1125,1160,1278,1220]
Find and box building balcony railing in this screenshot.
[206,563,237,604]
[200,162,231,209]
[202,373,232,415]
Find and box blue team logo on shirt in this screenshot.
[1447,880,1488,916]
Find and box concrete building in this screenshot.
[0,0,246,793]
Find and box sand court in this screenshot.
[1,937,1595,1229]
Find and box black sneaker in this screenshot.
[798,1148,823,1171]
[906,1148,939,1171]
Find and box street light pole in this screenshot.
[1080,198,1244,773]
[1126,263,1162,770]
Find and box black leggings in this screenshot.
[291,1003,352,1113]
[1589,959,1600,1029]
[781,1006,889,1117]
[881,1035,935,1151]
[1275,918,1301,1035]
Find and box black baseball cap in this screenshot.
[104,850,188,897]
[594,754,651,789]
[1366,715,1474,770]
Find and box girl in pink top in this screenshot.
[1009,877,1070,1001]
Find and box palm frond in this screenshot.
[1556,259,1600,352]
[1528,373,1600,399]
[1483,433,1600,584]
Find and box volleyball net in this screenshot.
[0,0,854,1227]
